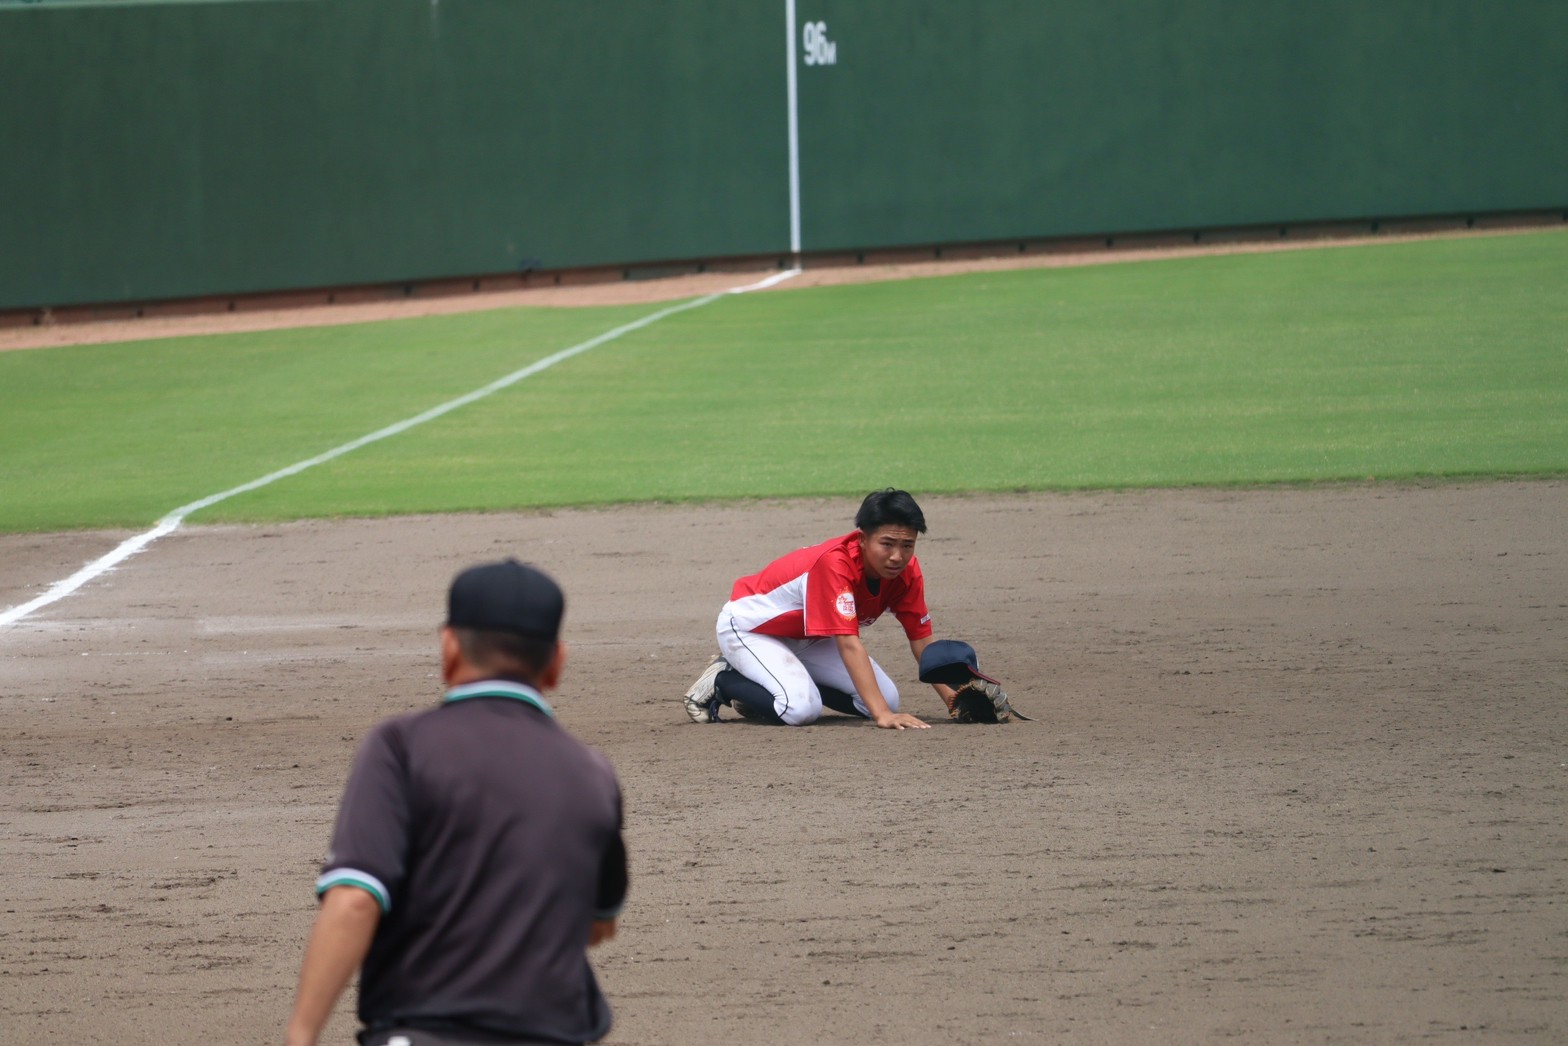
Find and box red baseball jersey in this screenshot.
[727,531,933,640]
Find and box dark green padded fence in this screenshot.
[0,0,787,308]
[794,0,1568,251]
[1,0,1564,310]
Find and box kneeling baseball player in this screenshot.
[683,488,1013,729]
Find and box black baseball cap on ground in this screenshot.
[917,639,1000,688]
[447,560,564,640]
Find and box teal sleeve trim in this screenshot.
[315,868,391,913]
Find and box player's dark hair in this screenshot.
[854,488,927,534]
[452,627,556,684]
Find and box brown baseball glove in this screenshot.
[948,679,1030,724]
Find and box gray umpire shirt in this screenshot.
[317,680,628,1044]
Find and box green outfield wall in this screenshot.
[795,1,1568,251]
[0,0,787,309]
[1,0,1564,310]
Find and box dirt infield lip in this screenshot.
[6,472,1567,543]
[3,215,1562,353]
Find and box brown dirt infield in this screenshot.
[2,483,1565,1043]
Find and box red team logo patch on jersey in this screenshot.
[835,591,856,620]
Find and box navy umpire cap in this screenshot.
[918,639,999,688]
[447,559,564,640]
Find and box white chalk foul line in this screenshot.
[0,269,801,631]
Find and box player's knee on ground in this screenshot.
[778,693,823,725]
[845,673,899,716]
[880,678,901,712]
[817,686,863,717]
[774,674,822,725]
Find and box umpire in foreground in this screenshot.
[286,561,628,1046]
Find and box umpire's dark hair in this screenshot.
[855,488,927,534]
[451,627,556,685]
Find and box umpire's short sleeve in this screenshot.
[315,719,411,912]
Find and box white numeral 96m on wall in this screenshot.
[803,21,838,66]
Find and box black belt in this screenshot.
[359,1025,583,1046]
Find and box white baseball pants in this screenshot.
[716,604,901,726]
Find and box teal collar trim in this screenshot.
[442,680,554,717]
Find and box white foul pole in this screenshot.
[785,0,802,260]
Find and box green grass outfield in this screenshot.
[1,230,1564,533]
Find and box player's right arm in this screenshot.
[834,633,929,730]
[285,885,381,1046]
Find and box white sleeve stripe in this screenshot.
[315,868,392,912]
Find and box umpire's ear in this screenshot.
[439,626,463,684]
[537,641,567,692]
